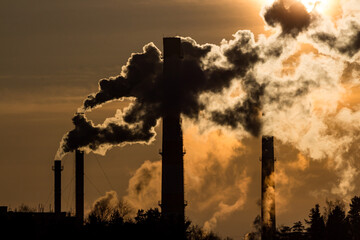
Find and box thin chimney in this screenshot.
[161,37,186,227]
[75,149,84,223]
[261,136,276,240]
[53,160,63,214]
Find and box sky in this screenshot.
[0,0,360,239]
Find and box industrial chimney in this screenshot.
[52,160,63,214]
[75,149,84,223]
[261,136,276,240]
[160,37,186,228]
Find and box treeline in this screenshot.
[4,195,360,239]
[84,203,232,240]
[246,196,360,240]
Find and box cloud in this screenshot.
[122,122,250,230]
[311,21,360,59]
[262,0,312,37]
[203,174,250,232]
[56,0,360,223]
[57,30,273,158]
[123,160,161,211]
[288,153,310,171]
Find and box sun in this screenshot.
[299,0,326,12]
[262,0,328,14]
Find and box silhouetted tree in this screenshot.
[134,208,170,239]
[186,224,231,240]
[87,203,113,225]
[187,225,204,240]
[279,225,291,234]
[244,215,261,240]
[277,225,292,240]
[292,221,305,232]
[325,200,350,240]
[306,204,325,240]
[292,221,307,240]
[277,221,307,240]
[348,196,360,240]
[86,199,132,226]
[16,203,36,212]
[135,208,161,224]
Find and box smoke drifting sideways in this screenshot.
[55,0,360,232]
[259,0,360,199]
[56,0,360,200]
[54,0,360,193]
[56,30,278,159]
[262,0,360,60]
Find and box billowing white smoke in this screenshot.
[59,0,360,232]
[123,160,161,211]
[258,0,360,201]
[123,120,251,230]
[87,190,133,222]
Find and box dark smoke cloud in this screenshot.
[83,43,163,110]
[263,0,312,37]
[57,31,268,158]
[211,73,264,136]
[312,22,360,58]
[61,113,156,154]
[266,78,319,109]
[179,31,261,118]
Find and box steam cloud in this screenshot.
[123,122,251,230]
[57,0,360,232]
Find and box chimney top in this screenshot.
[163,37,181,58]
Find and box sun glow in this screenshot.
[299,0,326,12]
[262,0,329,14]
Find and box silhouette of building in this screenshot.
[261,136,276,240]
[160,37,186,229]
[0,152,87,238]
[75,149,84,223]
[52,160,63,214]
[0,206,79,239]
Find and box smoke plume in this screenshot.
[57,30,275,158]
[123,121,250,230]
[123,160,161,211]
[263,0,312,37]
[56,0,360,232]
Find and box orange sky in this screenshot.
[0,0,359,239]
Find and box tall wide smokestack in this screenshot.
[75,149,84,223]
[261,136,276,240]
[161,37,186,227]
[53,160,63,214]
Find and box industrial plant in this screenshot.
[0,37,340,240]
[0,37,276,240]
[261,136,276,240]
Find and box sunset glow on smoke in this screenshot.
[300,0,325,12]
[262,0,330,14]
[54,0,360,234]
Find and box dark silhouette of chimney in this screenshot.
[261,136,276,240]
[52,160,63,214]
[160,37,186,229]
[75,149,84,223]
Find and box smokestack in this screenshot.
[161,37,186,227]
[261,136,276,240]
[75,149,84,223]
[52,160,63,214]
